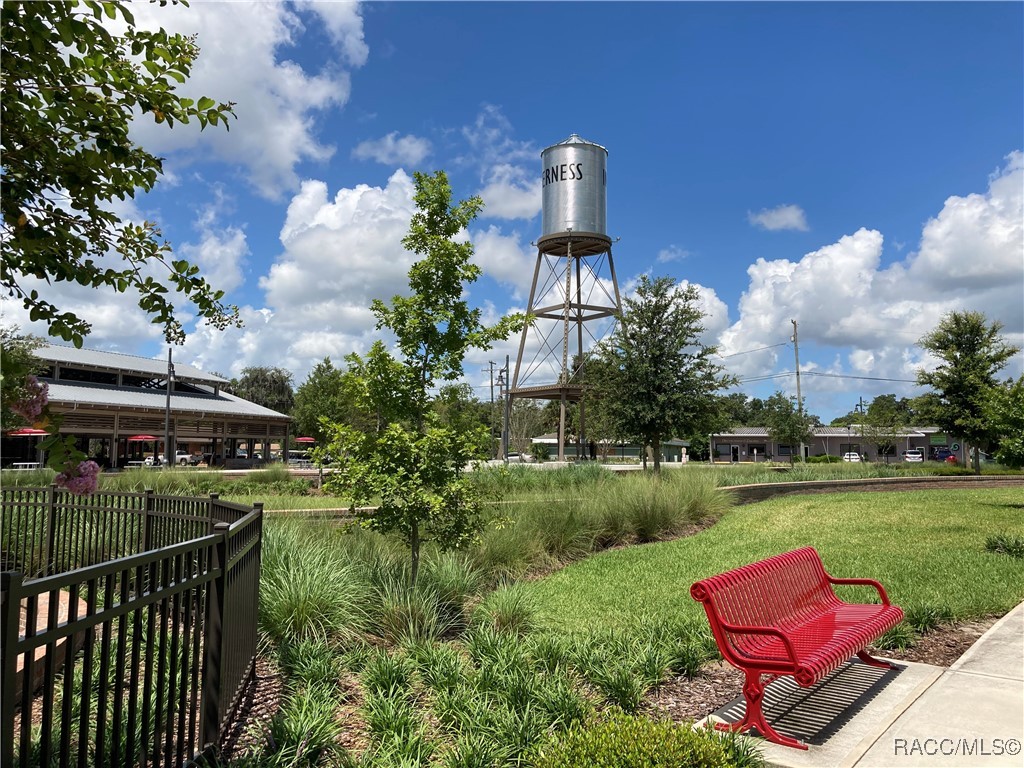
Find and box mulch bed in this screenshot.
[221,617,998,761]
[645,616,998,725]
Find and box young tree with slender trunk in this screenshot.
[763,392,815,464]
[321,171,522,586]
[917,311,1020,474]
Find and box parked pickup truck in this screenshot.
[145,452,195,466]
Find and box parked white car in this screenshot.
[902,449,924,463]
[842,452,862,462]
[144,452,192,466]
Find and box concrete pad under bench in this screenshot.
[695,658,943,768]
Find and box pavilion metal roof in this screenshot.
[46,381,290,420]
[35,344,230,385]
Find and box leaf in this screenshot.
[197,96,215,111]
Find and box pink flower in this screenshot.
[55,460,101,495]
[10,375,48,421]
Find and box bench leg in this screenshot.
[715,669,807,750]
[857,650,898,670]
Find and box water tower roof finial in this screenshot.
[551,133,607,151]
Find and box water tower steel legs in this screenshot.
[510,237,621,463]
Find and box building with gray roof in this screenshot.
[4,345,291,468]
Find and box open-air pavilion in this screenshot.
[1,344,292,469]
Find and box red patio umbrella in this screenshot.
[127,435,158,442]
[5,427,49,436]
[295,436,316,443]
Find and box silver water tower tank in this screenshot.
[540,134,607,240]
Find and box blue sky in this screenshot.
[8,1,1023,422]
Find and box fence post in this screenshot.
[142,488,155,552]
[208,493,220,533]
[199,522,230,752]
[1,572,23,767]
[43,483,58,577]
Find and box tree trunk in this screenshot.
[652,437,661,474]
[410,520,420,587]
[641,444,648,471]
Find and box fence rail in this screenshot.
[1,486,262,767]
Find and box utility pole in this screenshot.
[498,355,511,462]
[163,348,175,468]
[485,361,496,458]
[791,319,804,461]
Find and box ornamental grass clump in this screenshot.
[277,639,344,690]
[986,533,1024,559]
[472,584,538,635]
[517,496,600,565]
[903,604,955,634]
[259,518,370,648]
[259,683,345,767]
[373,579,452,645]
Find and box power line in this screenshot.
[803,371,919,384]
[715,342,789,359]
[737,371,920,385]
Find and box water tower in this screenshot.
[510,134,622,460]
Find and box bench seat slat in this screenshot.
[732,603,904,684]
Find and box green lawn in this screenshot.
[524,488,1024,637]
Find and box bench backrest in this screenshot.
[691,547,839,653]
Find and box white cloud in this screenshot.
[657,245,690,263]
[472,226,536,297]
[178,226,249,295]
[296,0,368,66]
[459,106,541,222]
[182,171,422,382]
[461,104,536,168]
[478,164,541,220]
[748,204,810,232]
[352,132,432,166]
[124,2,367,198]
[719,151,1024,413]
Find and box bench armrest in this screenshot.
[827,576,891,605]
[717,620,800,666]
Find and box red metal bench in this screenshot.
[690,546,904,749]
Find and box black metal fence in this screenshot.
[1,486,263,767]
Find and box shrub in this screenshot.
[986,533,1024,559]
[531,713,734,768]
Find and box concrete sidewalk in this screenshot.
[699,601,1024,768]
